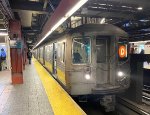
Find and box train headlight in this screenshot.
[85,74,91,80]
[117,71,127,83]
[117,71,124,77]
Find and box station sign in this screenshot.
[10,40,22,49]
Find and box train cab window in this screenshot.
[72,37,91,64]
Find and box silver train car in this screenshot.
[34,24,130,111]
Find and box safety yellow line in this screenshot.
[33,58,86,115]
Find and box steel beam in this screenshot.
[43,0,48,10]
[10,1,53,13]
[41,0,84,40]
[0,0,14,19]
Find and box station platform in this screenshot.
[0,59,86,115]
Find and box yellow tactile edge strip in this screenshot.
[33,58,86,115]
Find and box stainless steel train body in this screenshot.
[34,24,130,96]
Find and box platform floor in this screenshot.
[0,59,86,115]
[0,65,54,115]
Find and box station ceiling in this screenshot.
[1,0,150,48]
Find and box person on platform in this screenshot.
[0,48,6,70]
[1,48,6,60]
[27,49,32,64]
[140,49,144,54]
[130,43,134,54]
[0,56,2,71]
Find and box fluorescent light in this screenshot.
[33,0,88,49]
[0,32,8,36]
[34,17,66,48]
[91,6,97,9]
[100,18,105,24]
[99,4,106,6]
[0,29,7,31]
[65,0,88,18]
[51,17,66,32]
[137,7,143,10]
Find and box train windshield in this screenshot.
[118,38,128,61]
[72,37,91,64]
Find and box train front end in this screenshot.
[92,36,130,95]
[69,24,130,111]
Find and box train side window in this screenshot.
[72,37,91,64]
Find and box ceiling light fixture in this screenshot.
[0,32,8,36]
[0,29,7,31]
[33,0,88,49]
[137,7,143,10]
[100,18,105,24]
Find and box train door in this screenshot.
[37,49,39,60]
[40,47,44,63]
[96,36,110,85]
[52,43,57,75]
[43,46,45,65]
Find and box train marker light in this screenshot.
[33,0,88,50]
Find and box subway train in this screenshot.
[34,24,130,111]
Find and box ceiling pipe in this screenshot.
[33,0,88,49]
[43,0,48,10]
[39,0,55,33]
[48,0,55,12]
[130,33,150,37]
[0,0,14,19]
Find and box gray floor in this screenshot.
[0,63,54,115]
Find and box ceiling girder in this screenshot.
[22,27,40,33]
[10,1,53,14]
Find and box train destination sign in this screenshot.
[118,45,127,58]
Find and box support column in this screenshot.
[23,39,27,70]
[9,20,23,84]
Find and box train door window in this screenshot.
[38,49,40,59]
[58,42,65,63]
[53,43,57,74]
[40,47,43,58]
[72,37,91,64]
[49,45,53,61]
[61,42,65,63]
[118,38,128,61]
[96,39,107,63]
[45,46,48,61]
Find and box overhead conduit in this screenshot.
[0,0,14,19]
